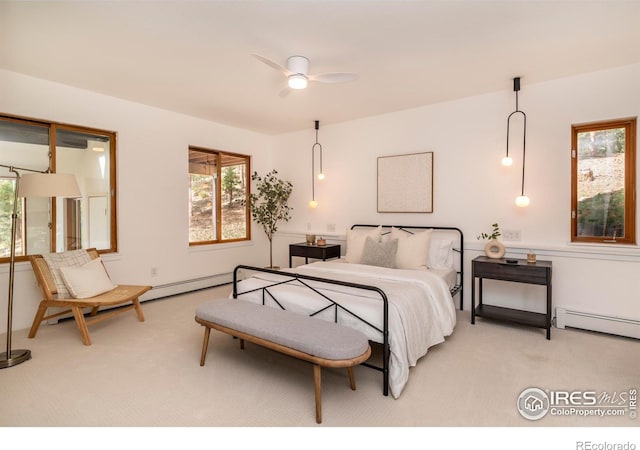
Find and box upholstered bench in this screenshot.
[195,299,371,424]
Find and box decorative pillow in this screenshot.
[390,227,433,270]
[42,249,92,298]
[428,238,454,269]
[345,226,381,263]
[360,236,398,268]
[60,257,117,299]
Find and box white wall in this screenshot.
[271,64,640,323]
[0,69,274,333]
[2,64,639,336]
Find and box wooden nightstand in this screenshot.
[289,243,341,268]
[471,256,553,339]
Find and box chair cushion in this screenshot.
[60,257,117,299]
[42,249,92,298]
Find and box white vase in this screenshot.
[485,239,505,259]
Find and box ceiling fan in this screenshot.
[251,54,358,95]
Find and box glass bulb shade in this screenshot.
[309,200,318,208]
[501,156,513,167]
[288,74,308,90]
[317,173,325,181]
[515,195,530,207]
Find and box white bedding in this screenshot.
[232,260,456,398]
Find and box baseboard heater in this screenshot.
[46,273,233,325]
[556,307,640,339]
[142,272,233,301]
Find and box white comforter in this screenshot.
[232,261,456,398]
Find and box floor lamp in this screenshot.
[0,164,80,369]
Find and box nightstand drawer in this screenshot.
[289,243,341,267]
[474,261,549,284]
[290,245,335,259]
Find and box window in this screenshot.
[571,117,636,244]
[188,146,250,245]
[0,115,117,262]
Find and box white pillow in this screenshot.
[391,227,432,270]
[428,238,454,269]
[60,257,117,299]
[345,226,382,263]
[42,249,92,298]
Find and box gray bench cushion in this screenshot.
[196,299,369,360]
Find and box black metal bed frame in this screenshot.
[232,224,464,397]
[233,264,391,394]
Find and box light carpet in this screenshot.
[1,284,638,445]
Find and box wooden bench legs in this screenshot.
[314,364,322,423]
[199,324,364,424]
[199,327,211,366]
[313,364,357,424]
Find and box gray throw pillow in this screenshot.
[360,236,398,268]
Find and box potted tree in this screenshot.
[249,170,293,268]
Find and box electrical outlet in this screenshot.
[327,224,336,232]
[502,229,521,241]
[150,267,158,277]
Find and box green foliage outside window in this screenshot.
[0,180,14,256]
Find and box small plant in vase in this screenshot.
[477,223,505,259]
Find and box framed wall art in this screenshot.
[377,151,433,213]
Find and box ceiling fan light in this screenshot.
[288,74,308,90]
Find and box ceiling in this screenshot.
[1,1,639,135]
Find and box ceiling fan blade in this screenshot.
[251,54,291,76]
[310,72,359,84]
[278,87,291,98]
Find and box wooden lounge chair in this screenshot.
[29,248,151,346]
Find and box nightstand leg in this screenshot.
[471,274,476,324]
[546,279,552,340]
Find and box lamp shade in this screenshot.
[18,173,81,198]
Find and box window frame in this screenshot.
[570,117,636,245]
[188,145,251,246]
[0,113,118,263]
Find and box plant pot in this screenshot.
[484,239,505,259]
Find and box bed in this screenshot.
[232,224,464,399]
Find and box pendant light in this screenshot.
[309,120,324,208]
[502,77,529,207]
